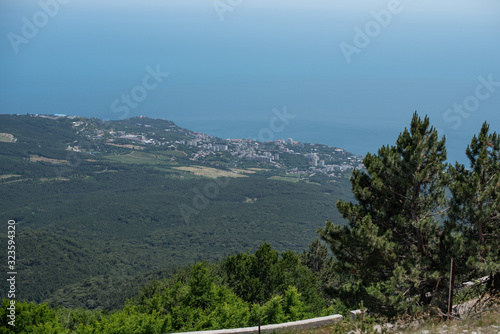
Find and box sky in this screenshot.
[1,0,499,163]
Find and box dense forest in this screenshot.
[1,113,499,333]
[0,243,337,333]
[0,114,353,307]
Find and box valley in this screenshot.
[0,114,356,309]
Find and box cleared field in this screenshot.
[105,143,145,150]
[0,133,16,143]
[231,168,256,174]
[0,179,29,184]
[0,174,20,180]
[174,166,248,179]
[39,177,71,182]
[248,168,271,172]
[30,155,68,165]
[105,151,171,164]
[158,150,187,157]
[269,175,301,183]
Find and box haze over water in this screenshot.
[1,0,499,164]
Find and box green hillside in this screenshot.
[0,114,353,308]
[0,113,498,333]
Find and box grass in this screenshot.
[173,166,248,179]
[269,175,301,183]
[397,309,500,334]
[105,151,171,165]
[104,150,188,165]
[105,143,145,150]
[158,150,188,157]
[29,155,68,165]
[231,168,257,174]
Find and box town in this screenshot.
[37,114,366,178]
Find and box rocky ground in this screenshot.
[292,309,500,334]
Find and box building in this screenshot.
[215,144,228,151]
[312,156,319,167]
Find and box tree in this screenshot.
[319,112,453,315]
[449,122,500,289]
[222,243,282,304]
[283,286,306,321]
[185,263,216,309]
[222,243,325,315]
[299,239,336,302]
[300,239,331,276]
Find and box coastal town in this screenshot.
[37,114,366,178]
[185,132,365,177]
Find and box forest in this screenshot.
[0,113,499,333]
[0,114,353,307]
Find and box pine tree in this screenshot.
[319,112,453,315]
[449,122,500,289]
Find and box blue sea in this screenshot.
[1,0,499,166]
[173,118,476,166]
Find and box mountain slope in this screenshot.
[0,114,354,308]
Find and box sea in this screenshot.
[1,1,499,166]
[173,118,476,166]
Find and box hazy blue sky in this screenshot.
[1,0,499,162]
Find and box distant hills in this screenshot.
[0,113,364,174]
[0,114,356,309]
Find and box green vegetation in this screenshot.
[317,113,499,318]
[449,122,500,283]
[269,175,301,183]
[0,113,498,333]
[0,245,335,333]
[0,114,352,308]
[0,173,349,306]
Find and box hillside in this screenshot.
[0,113,498,333]
[0,114,356,308]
